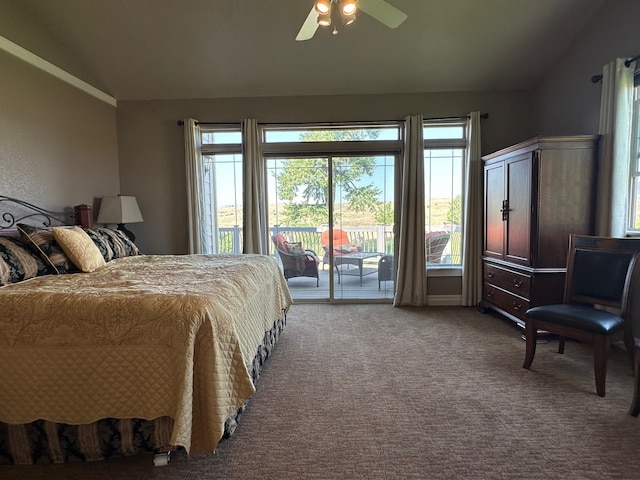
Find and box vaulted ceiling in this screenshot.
[2,0,607,101]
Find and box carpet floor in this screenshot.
[2,304,640,479]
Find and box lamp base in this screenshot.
[117,223,136,242]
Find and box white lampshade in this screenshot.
[97,196,143,224]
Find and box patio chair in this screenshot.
[272,234,320,287]
[378,255,394,289]
[425,232,450,264]
[320,228,361,268]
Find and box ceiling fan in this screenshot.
[296,0,407,41]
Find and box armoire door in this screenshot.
[504,153,532,265]
[483,161,505,260]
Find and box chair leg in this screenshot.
[629,346,640,416]
[623,324,635,371]
[558,336,565,354]
[593,335,609,397]
[523,319,537,369]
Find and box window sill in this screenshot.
[426,266,462,277]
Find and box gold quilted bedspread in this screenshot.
[0,254,292,456]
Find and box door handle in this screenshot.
[500,199,509,221]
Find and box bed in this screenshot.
[0,196,292,465]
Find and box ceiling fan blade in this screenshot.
[358,0,407,29]
[296,7,319,41]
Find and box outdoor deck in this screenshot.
[283,258,395,302]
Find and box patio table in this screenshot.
[334,252,380,286]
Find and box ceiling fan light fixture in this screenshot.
[342,12,356,26]
[317,13,332,27]
[315,0,331,15]
[340,0,357,16]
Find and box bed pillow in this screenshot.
[112,229,140,257]
[83,227,115,262]
[17,224,76,274]
[92,227,140,258]
[52,226,106,273]
[0,237,49,286]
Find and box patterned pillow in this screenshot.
[92,227,140,259]
[52,226,106,273]
[112,229,140,257]
[83,227,115,262]
[0,237,49,286]
[17,224,76,274]
[285,241,304,254]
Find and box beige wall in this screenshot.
[117,91,533,255]
[0,50,120,216]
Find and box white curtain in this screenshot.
[461,112,483,306]
[184,118,206,254]
[393,115,427,306]
[242,118,269,254]
[596,58,636,237]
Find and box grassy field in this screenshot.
[217,199,454,228]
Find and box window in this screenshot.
[263,124,400,143]
[629,78,640,232]
[423,121,466,266]
[200,125,242,254]
[191,119,474,302]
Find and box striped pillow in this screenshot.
[93,227,140,259]
[83,227,115,262]
[0,237,49,286]
[17,224,76,274]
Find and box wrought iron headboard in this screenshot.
[0,196,75,229]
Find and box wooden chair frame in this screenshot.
[523,235,640,397]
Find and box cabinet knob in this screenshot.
[512,301,522,311]
[488,271,495,278]
[513,280,522,288]
[486,291,494,298]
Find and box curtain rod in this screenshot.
[591,54,640,83]
[176,113,488,126]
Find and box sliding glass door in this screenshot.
[267,153,395,301]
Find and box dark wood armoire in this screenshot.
[480,135,599,332]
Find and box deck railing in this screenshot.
[217,225,461,264]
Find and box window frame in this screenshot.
[200,124,243,254]
[627,74,640,234]
[423,120,467,272]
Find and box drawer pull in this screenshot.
[486,291,494,298]
[513,280,523,288]
[512,301,522,311]
[487,271,495,278]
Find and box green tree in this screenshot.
[446,195,462,225]
[373,201,394,224]
[274,129,386,226]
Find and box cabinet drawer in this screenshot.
[483,282,531,322]
[484,263,531,298]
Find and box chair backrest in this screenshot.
[425,232,450,263]
[272,233,288,253]
[320,228,351,247]
[565,235,640,314]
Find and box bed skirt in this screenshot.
[0,314,286,465]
